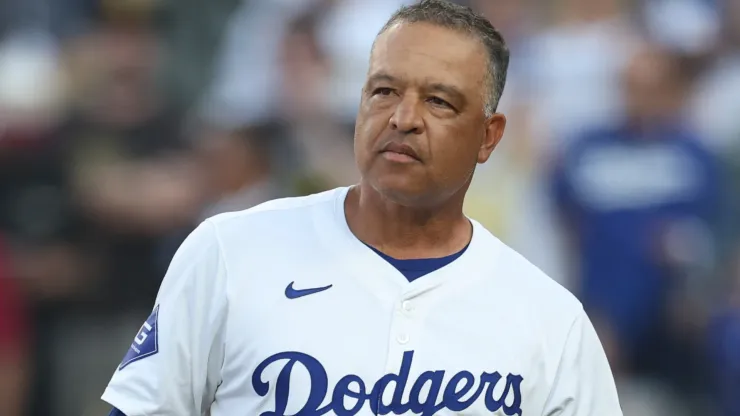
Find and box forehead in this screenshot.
[369,22,488,90]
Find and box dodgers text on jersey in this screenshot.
[252,350,524,416]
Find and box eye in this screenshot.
[427,96,453,109]
[372,87,395,96]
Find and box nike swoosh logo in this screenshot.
[285,282,333,299]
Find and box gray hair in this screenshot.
[377,0,510,117]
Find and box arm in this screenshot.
[542,310,622,416]
[657,146,722,336]
[72,156,206,236]
[101,221,228,416]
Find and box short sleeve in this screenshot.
[542,310,623,416]
[102,220,228,416]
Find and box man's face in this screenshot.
[354,22,505,207]
[622,49,684,124]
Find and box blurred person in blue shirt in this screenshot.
[552,44,720,394]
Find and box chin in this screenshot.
[367,175,438,208]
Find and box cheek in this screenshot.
[430,127,480,167]
[353,117,385,164]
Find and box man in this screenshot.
[551,45,719,399]
[103,1,622,415]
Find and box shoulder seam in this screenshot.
[203,219,230,379]
[254,196,334,212]
[210,192,338,223]
[204,220,231,284]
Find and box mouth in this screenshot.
[380,142,421,163]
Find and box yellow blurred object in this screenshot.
[464,174,512,240]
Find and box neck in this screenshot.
[344,182,472,259]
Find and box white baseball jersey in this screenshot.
[102,186,622,416]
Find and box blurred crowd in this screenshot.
[0,0,739,415]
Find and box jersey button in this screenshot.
[401,301,413,312]
[396,333,410,344]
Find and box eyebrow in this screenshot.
[427,83,465,102]
[366,73,465,101]
[366,73,398,86]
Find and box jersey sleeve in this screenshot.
[101,220,228,416]
[542,310,623,416]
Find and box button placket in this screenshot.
[392,297,416,347]
[401,300,413,313]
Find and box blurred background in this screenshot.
[0,0,738,415]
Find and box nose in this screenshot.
[389,95,424,135]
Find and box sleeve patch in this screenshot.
[119,305,160,370]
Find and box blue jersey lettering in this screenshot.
[119,306,160,370]
[252,350,523,416]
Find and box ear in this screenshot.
[477,113,506,164]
